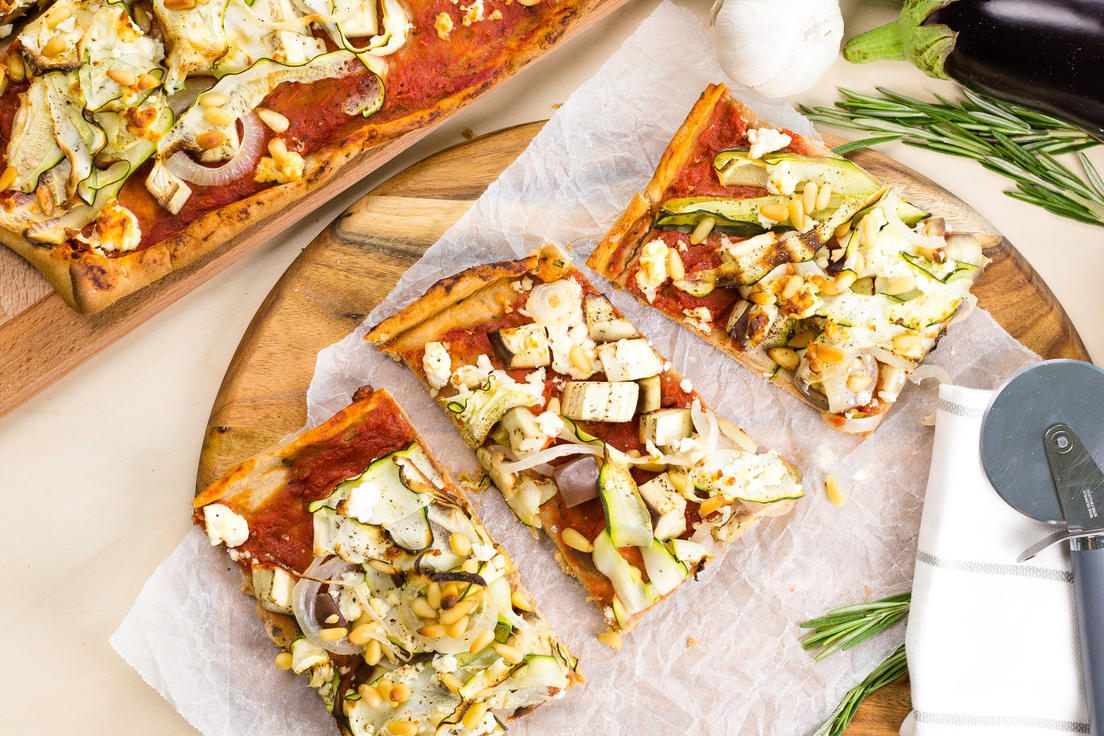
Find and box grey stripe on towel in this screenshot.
[937,399,985,419]
[916,550,1074,583]
[914,711,1089,733]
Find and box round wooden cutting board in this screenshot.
[196,120,1090,734]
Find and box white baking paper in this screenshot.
[112,3,1042,735]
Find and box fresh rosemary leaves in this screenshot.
[800,591,911,661]
[801,592,911,736]
[800,88,1104,228]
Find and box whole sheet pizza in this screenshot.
[0,0,598,312]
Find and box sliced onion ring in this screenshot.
[165,112,265,187]
[836,413,884,435]
[499,442,603,473]
[909,364,953,386]
[527,280,581,326]
[949,292,978,325]
[291,556,364,655]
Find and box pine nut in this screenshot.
[107,69,136,87]
[561,528,593,553]
[493,643,524,664]
[256,106,290,133]
[788,198,805,230]
[469,629,495,654]
[439,598,476,625]
[668,470,688,493]
[319,626,347,642]
[569,345,591,373]
[0,166,16,191]
[426,582,442,609]
[847,374,872,392]
[511,589,534,612]
[201,92,230,107]
[816,182,832,211]
[862,215,879,247]
[781,275,803,300]
[364,638,382,666]
[268,137,290,164]
[8,56,24,82]
[388,720,418,736]
[163,0,196,9]
[825,475,846,506]
[547,396,560,415]
[418,624,447,638]
[204,106,233,127]
[803,182,818,214]
[41,38,67,58]
[275,652,293,669]
[376,679,393,703]
[699,495,726,516]
[369,560,397,575]
[813,344,847,364]
[35,184,53,217]
[462,701,489,730]
[438,672,463,694]
[887,276,916,295]
[197,131,227,150]
[138,73,159,90]
[441,581,459,610]
[412,597,437,619]
[358,684,382,708]
[597,630,623,649]
[389,684,412,704]
[449,531,472,557]
[690,216,715,245]
[44,5,71,27]
[833,271,858,294]
[834,220,851,241]
[759,202,787,221]
[447,615,470,638]
[749,291,775,306]
[668,247,686,281]
[894,334,921,350]
[324,613,340,625]
[767,347,799,371]
[461,558,479,574]
[788,330,814,349]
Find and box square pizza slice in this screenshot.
[587,83,988,437]
[194,385,582,736]
[365,244,803,636]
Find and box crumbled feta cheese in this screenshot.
[434,11,453,38]
[270,568,294,608]
[432,654,458,673]
[682,307,712,334]
[471,542,496,561]
[473,711,499,735]
[334,572,364,622]
[369,597,390,618]
[203,504,249,547]
[345,479,381,524]
[461,0,483,25]
[634,240,669,303]
[747,127,791,160]
[254,151,305,184]
[765,160,797,196]
[525,368,548,404]
[853,466,872,482]
[663,361,672,372]
[453,353,495,389]
[680,379,693,392]
[536,410,564,437]
[877,390,898,402]
[547,312,600,379]
[855,390,872,405]
[0,24,13,38]
[386,590,402,607]
[83,200,142,254]
[717,451,791,498]
[423,342,452,389]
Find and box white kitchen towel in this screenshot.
[903,383,1088,735]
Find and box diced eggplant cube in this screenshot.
[251,565,295,615]
[560,381,639,422]
[584,294,639,342]
[641,408,694,446]
[489,324,550,368]
[597,338,662,382]
[638,375,662,414]
[553,455,601,507]
[637,473,687,540]
[502,406,551,455]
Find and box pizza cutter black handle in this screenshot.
[1072,540,1104,736]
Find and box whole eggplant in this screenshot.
[844,0,1104,139]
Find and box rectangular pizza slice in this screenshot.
[365,244,804,635]
[194,385,582,736]
[587,83,988,437]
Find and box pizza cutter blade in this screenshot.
[980,359,1104,735]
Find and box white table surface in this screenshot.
[2,1,1101,733]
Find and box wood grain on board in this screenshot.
[196,121,1091,734]
[0,0,632,420]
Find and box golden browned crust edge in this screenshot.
[7,0,603,314]
[365,242,572,347]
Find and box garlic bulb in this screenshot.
[712,0,844,98]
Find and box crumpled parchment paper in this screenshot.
[112,3,1041,735]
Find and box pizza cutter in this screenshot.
[980,359,1104,735]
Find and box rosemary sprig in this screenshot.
[811,645,909,736]
[800,87,1104,227]
[800,591,911,661]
